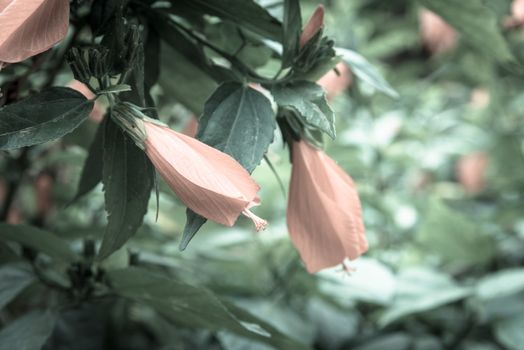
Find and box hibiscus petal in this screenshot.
[288,172,347,272]
[144,122,259,226]
[0,0,11,12]
[287,141,367,273]
[319,150,368,254]
[299,4,324,48]
[0,0,69,63]
[176,131,260,201]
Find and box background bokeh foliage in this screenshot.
[1,0,524,349]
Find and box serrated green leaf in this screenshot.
[0,263,34,310]
[282,0,302,68]
[271,81,335,139]
[198,82,276,173]
[336,48,399,98]
[71,117,106,203]
[98,119,154,260]
[0,87,94,150]
[418,0,513,62]
[0,311,56,350]
[0,223,80,263]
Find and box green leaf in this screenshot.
[97,84,132,95]
[183,82,276,244]
[0,87,94,150]
[0,263,34,310]
[336,48,399,98]
[0,224,80,263]
[159,43,217,115]
[107,267,246,330]
[379,268,471,326]
[476,268,524,300]
[417,0,513,61]
[417,199,496,270]
[107,267,308,350]
[179,209,207,251]
[98,119,154,260]
[88,0,121,37]
[221,300,311,350]
[495,314,524,350]
[198,82,276,173]
[282,0,302,68]
[0,311,56,350]
[151,12,233,84]
[271,81,336,139]
[71,118,106,202]
[175,0,282,42]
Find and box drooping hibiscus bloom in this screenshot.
[287,141,367,273]
[0,0,69,65]
[299,5,325,48]
[142,119,267,230]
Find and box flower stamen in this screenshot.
[242,209,267,231]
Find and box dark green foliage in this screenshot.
[98,119,154,260]
[197,82,276,173]
[0,88,93,150]
[1,0,523,349]
[271,81,336,139]
[72,118,106,202]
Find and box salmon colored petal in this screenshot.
[168,116,261,206]
[176,131,261,199]
[0,0,69,63]
[322,153,368,254]
[68,80,95,100]
[147,141,248,226]
[300,5,325,48]
[287,141,367,273]
[0,0,11,12]
[288,165,348,272]
[143,121,263,227]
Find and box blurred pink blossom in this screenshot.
[456,152,489,194]
[419,9,457,55]
[316,62,352,100]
